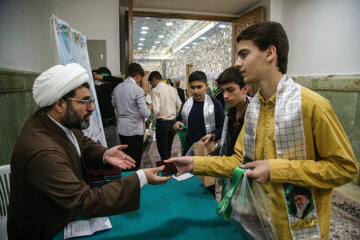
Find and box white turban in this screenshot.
[33,63,90,107]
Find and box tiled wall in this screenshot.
[165,26,232,83]
[0,69,39,165]
[134,60,163,78]
[295,75,360,184]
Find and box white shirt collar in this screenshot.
[126,76,137,84]
[94,80,103,86]
[47,113,72,135]
[47,113,81,156]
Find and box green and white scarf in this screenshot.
[181,94,216,134]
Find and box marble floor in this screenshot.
[140,135,360,239]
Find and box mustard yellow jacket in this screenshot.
[193,86,358,240]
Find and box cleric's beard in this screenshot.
[62,102,91,130]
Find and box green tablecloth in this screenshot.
[54,173,246,239]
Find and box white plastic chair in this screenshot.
[0,164,10,240]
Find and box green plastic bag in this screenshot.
[176,124,189,155]
[217,167,277,240]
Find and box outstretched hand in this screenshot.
[241,160,270,184]
[104,145,136,170]
[201,134,213,145]
[143,165,172,185]
[165,156,194,176]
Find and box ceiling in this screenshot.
[133,17,231,60]
[121,0,262,16]
[122,0,263,60]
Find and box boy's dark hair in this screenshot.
[127,63,144,78]
[148,71,162,81]
[236,21,289,74]
[97,67,112,75]
[217,67,246,89]
[188,71,207,84]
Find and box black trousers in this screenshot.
[119,134,143,170]
[155,119,176,160]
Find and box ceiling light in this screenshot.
[158,35,164,38]
[141,31,147,34]
[137,47,142,50]
[141,26,149,30]
[185,46,190,49]
[155,41,160,44]
[139,38,145,41]
[138,43,144,46]
[172,22,216,54]
[166,22,173,26]
[200,37,207,40]
[192,42,197,45]
[179,50,184,52]
[219,24,227,28]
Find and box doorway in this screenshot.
[126,7,264,94]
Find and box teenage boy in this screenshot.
[210,66,250,201]
[210,66,249,157]
[173,71,224,155]
[148,71,182,160]
[114,63,152,170]
[166,22,358,239]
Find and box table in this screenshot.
[54,174,247,239]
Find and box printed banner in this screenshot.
[51,14,107,147]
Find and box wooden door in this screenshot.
[186,63,193,98]
[232,6,264,64]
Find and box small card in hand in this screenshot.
[155,160,178,176]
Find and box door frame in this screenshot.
[125,5,237,69]
[186,63,193,98]
[124,3,264,83]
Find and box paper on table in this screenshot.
[64,217,112,239]
[172,173,194,181]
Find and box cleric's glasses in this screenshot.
[67,98,95,107]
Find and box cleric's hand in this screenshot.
[241,160,270,184]
[104,145,136,170]
[165,156,194,176]
[143,166,171,185]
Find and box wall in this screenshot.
[295,76,360,184]
[54,0,121,75]
[0,0,55,72]
[0,69,39,165]
[166,25,232,84]
[0,0,55,164]
[271,0,360,76]
[135,60,163,77]
[271,0,360,183]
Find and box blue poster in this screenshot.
[52,14,107,147]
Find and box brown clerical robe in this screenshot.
[8,110,140,239]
